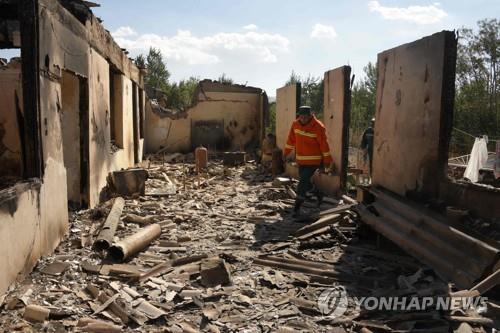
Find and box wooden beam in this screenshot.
[20,0,42,178]
[470,269,500,295]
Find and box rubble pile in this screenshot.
[0,156,498,332]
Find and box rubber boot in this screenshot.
[316,192,324,208]
[292,198,304,218]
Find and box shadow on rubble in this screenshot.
[248,181,454,330]
[251,204,325,248]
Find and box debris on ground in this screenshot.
[0,155,498,332]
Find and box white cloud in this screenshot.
[310,23,338,40]
[368,1,447,24]
[112,26,137,38]
[113,27,289,65]
[243,24,258,31]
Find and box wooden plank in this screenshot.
[20,0,42,178]
[294,214,340,237]
[470,269,500,295]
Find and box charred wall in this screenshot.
[323,66,351,191]
[275,84,300,150]
[372,31,457,198]
[0,0,144,295]
[0,58,23,182]
[145,82,266,153]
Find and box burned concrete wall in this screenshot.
[0,0,144,295]
[440,181,500,219]
[87,52,143,206]
[278,69,351,198]
[145,81,265,153]
[323,66,351,191]
[0,0,70,297]
[61,71,81,205]
[38,0,144,207]
[372,31,457,198]
[0,59,23,180]
[276,84,300,150]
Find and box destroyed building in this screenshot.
[145,80,269,153]
[0,0,145,295]
[277,66,352,198]
[0,1,499,331]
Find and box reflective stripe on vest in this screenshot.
[294,129,317,138]
[296,155,322,161]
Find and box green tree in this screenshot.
[350,62,377,145]
[452,19,499,154]
[136,48,199,112]
[144,47,171,93]
[266,102,277,135]
[166,77,200,112]
[286,70,300,85]
[217,73,234,85]
[285,72,324,118]
[134,54,146,69]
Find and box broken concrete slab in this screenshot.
[40,261,70,276]
[200,258,232,287]
[108,168,149,197]
[222,152,246,167]
[23,305,50,322]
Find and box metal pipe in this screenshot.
[93,197,125,251]
[109,224,162,261]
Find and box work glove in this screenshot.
[323,164,334,174]
[283,154,294,163]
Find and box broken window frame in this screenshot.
[139,87,145,140]
[20,0,42,179]
[0,0,42,189]
[132,82,140,163]
[109,65,124,149]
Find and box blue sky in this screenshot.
[3,1,499,96]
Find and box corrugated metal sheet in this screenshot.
[357,187,500,289]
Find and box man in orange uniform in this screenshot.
[284,106,332,217]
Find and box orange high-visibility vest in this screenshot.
[284,116,332,166]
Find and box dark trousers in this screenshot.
[297,165,319,200]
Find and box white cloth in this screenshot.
[495,141,500,179]
[463,137,489,183]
